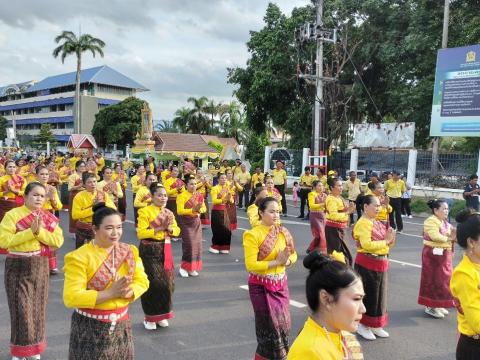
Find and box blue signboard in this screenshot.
[430,45,480,136]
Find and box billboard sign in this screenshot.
[430,45,480,136]
[350,122,415,148]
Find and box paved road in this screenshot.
[0,196,461,360]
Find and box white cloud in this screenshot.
[0,0,308,119]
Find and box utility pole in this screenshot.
[295,0,336,166]
[10,109,16,142]
[432,0,449,176]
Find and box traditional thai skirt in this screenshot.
[354,253,389,328]
[307,210,327,254]
[139,239,175,322]
[179,215,203,271]
[248,273,290,360]
[75,221,94,249]
[5,252,49,358]
[418,246,455,308]
[325,220,353,266]
[211,205,231,251]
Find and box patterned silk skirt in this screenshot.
[139,240,175,322]
[211,209,231,251]
[68,311,133,360]
[5,255,49,358]
[179,215,203,272]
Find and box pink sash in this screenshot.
[185,193,204,209]
[258,225,295,261]
[16,209,59,233]
[149,208,175,269]
[87,243,136,291]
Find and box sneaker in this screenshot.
[178,268,189,278]
[143,320,157,330]
[425,307,444,319]
[188,270,199,277]
[12,357,26,360]
[208,247,220,254]
[438,308,449,315]
[27,356,41,360]
[408,215,413,219]
[157,319,169,328]
[220,250,230,254]
[50,268,59,275]
[371,327,389,338]
[357,324,376,340]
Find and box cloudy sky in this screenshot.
[0,0,308,120]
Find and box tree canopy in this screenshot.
[228,0,480,149]
[33,124,57,149]
[92,97,146,147]
[0,115,7,140]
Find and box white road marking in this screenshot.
[398,232,423,238]
[390,259,422,268]
[125,220,134,224]
[239,285,307,308]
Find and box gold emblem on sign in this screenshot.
[466,51,476,63]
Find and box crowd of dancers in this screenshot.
[0,149,478,360]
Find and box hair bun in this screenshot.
[303,251,331,271]
[92,203,107,213]
[456,208,476,223]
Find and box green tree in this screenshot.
[154,120,178,133]
[173,107,192,133]
[0,115,7,140]
[92,97,145,147]
[33,124,58,149]
[219,101,248,143]
[52,31,105,133]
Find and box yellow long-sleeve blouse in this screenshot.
[164,176,183,198]
[243,224,297,275]
[59,166,72,182]
[288,317,363,360]
[67,173,82,191]
[160,169,171,183]
[0,205,64,252]
[374,195,392,222]
[0,174,27,199]
[451,255,480,336]
[176,191,206,216]
[423,215,452,249]
[63,242,149,310]
[137,205,181,241]
[134,186,152,208]
[353,216,390,256]
[43,185,63,211]
[308,191,325,212]
[112,172,127,188]
[72,190,117,224]
[325,195,348,223]
[97,180,124,203]
[130,174,143,194]
[211,185,234,205]
[247,204,261,228]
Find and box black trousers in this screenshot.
[401,198,411,216]
[457,334,480,360]
[299,188,310,217]
[274,184,287,214]
[389,197,403,231]
[238,184,250,208]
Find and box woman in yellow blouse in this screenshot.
[64,204,148,359]
[137,183,180,330]
[243,197,297,360]
[72,172,116,249]
[97,167,124,210]
[418,199,456,319]
[67,160,86,234]
[325,178,356,265]
[288,252,365,360]
[226,168,242,231]
[0,160,27,222]
[368,181,392,224]
[36,165,63,274]
[353,195,395,341]
[133,172,157,225]
[265,176,283,212]
[113,162,128,221]
[209,173,234,254]
[450,209,480,359]
[307,180,327,254]
[177,175,207,278]
[0,182,64,359]
[196,168,212,225]
[163,166,184,225]
[59,158,73,206]
[247,186,268,228]
[130,163,146,204]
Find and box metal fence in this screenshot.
[267,148,304,176]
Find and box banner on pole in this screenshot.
[350,122,415,148]
[430,45,480,136]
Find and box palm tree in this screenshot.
[220,101,248,143]
[155,120,178,133]
[52,31,105,133]
[173,107,192,133]
[204,99,219,133]
[187,96,210,134]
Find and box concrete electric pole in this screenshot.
[431,0,450,176]
[295,0,336,166]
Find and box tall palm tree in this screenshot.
[155,120,178,133]
[187,96,210,134]
[173,107,192,133]
[220,101,247,143]
[204,99,219,133]
[52,31,105,133]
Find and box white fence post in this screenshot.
[407,149,418,186]
[47,141,50,155]
[350,148,359,171]
[477,149,480,178]
[302,148,310,171]
[264,146,271,174]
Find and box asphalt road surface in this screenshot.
[0,194,461,360]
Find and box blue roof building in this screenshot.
[0,65,148,145]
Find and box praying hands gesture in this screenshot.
[30,214,43,236]
[386,228,396,247]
